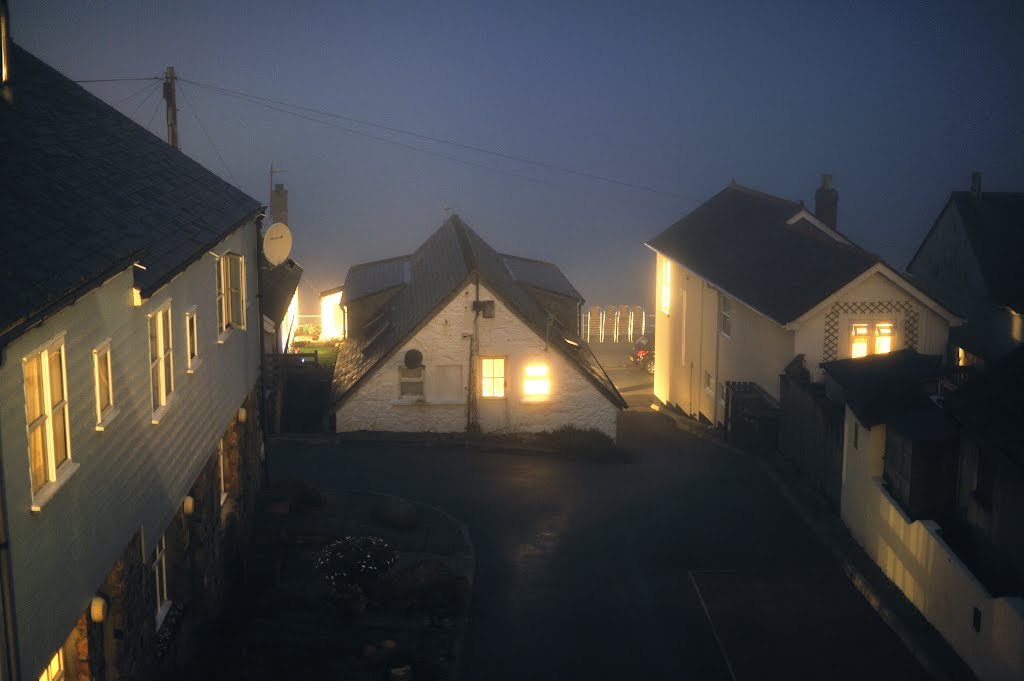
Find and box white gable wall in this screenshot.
[336,282,619,439]
[0,221,260,673]
[795,271,950,381]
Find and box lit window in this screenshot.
[153,534,170,627]
[23,336,71,497]
[523,363,550,400]
[874,323,893,354]
[399,366,424,397]
[38,649,63,681]
[850,322,895,358]
[217,253,245,337]
[185,307,199,373]
[720,294,732,337]
[481,357,506,398]
[93,339,117,429]
[149,303,174,418]
[660,259,671,315]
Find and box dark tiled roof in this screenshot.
[645,183,879,324]
[946,345,1024,467]
[332,215,625,409]
[342,256,409,302]
[501,255,582,301]
[0,44,261,348]
[261,258,302,325]
[950,192,1024,312]
[821,350,945,429]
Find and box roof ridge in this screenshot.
[724,181,802,210]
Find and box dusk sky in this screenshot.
[12,0,1023,312]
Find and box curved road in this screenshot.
[269,412,930,681]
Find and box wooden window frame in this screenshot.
[23,334,76,509]
[480,357,506,399]
[148,302,175,422]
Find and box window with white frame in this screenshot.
[185,307,199,373]
[148,303,174,416]
[23,336,71,497]
[720,294,732,338]
[522,362,551,401]
[398,366,424,397]
[38,649,64,681]
[217,253,245,336]
[153,533,170,627]
[92,338,117,429]
[660,258,671,315]
[850,321,895,358]
[480,357,506,398]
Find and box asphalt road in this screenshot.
[268,414,931,681]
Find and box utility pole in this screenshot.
[162,66,178,149]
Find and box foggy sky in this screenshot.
[12,1,1024,312]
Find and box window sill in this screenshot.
[151,393,178,424]
[95,407,122,432]
[31,461,81,512]
[519,397,550,404]
[217,327,234,344]
[392,396,425,406]
[186,357,203,375]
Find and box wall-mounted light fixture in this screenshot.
[183,495,195,516]
[237,407,247,423]
[90,596,108,623]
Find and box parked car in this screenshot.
[628,335,655,374]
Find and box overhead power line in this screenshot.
[178,81,238,185]
[74,76,162,83]
[178,76,701,203]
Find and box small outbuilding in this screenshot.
[331,215,625,439]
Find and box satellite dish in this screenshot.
[404,349,423,369]
[263,222,293,266]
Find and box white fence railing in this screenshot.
[582,305,653,343]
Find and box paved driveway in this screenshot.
[268,413,930,681]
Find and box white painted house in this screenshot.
[331,216,625,439]
[0,43,264,680]
[645,179,960,425]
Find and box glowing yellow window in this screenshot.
[39,649,63,681]
[523,364,550,400]
[481,357,505,398]
[874,323,894,354]
[850,324,870,358]
[660,259,671,315]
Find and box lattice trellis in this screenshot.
[823,300,919,362]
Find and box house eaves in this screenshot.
[784,262,964,330]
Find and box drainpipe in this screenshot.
[466,277,481,433]
[254,215,270,485]
[713,292,722,426]
[695,279,704,419]
[0,412,21,681]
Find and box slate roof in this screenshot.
[645,183,880,324]
[949,192,1024,312]
[821,350,945,429]
[343,256,409,302]
[261,258,303,325]
[946,345,1024,467]
[0,43,261,350]
[331,215,625,409]
[501,255,582,300]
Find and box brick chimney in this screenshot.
[814,174,839,230]
[970,171,982,198]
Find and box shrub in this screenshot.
[549,425,629,462]
[316,536,398,595]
